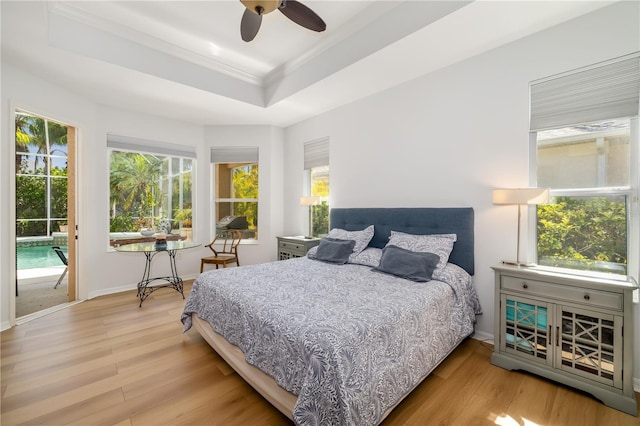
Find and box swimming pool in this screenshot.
[16,245,67,270]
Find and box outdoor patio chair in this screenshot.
[52,246,68,289]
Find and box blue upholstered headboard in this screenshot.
[330,208,475,276]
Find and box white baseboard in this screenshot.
[15,300,84,326]
[86,273,198,300]
[471,330,494,345]
[88,283,137,299]
[634,377,640,393]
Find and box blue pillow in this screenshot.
[373,245,440,282]
[313,237,356,264]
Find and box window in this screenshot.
[15,111,68,236]
[535,119,633,274]
[211,147,259,239]
[108,135,195,242]
[304,138,329,237]
[530,54,639,277]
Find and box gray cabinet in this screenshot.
[492,264,638,415]
[277,236,320,260]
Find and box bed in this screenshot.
[181,207,481,425]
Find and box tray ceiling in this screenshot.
[1,1,614,126]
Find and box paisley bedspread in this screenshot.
[181,257,481,425]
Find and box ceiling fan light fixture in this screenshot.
[239,0,325,42]
[240,0,280,15]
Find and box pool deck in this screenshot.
[18,266,66,285]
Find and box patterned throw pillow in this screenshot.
[387,231,457,271]
[308,246,383,268]
[348,247,383,267]
[327,225,374,256]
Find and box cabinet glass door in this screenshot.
[557,306,622,388]
[501,295,552,365]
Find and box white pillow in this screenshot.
[387,230,457,271]
[327,225,374,256]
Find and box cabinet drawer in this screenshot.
[278,241,305,253]
[501,275,622,310]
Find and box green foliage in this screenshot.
[15,114,32,150]
[50,170,68,218]
[312,202,329,237]
[172,166,192,213]
[537,197,627,273]
[310,167,329,236]
[109,152,193,233]
[110,152,164,229]
[174,208,192,227]
[15,116,59,172]
[16,220,47,237]
[47,120,68,146]
[16,176,46,219]
[110,214,134,232]
[232,165,259,230]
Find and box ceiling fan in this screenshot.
[240,0,326,42]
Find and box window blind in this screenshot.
[107,134,196,158]
[210,146,259,163]
[530,53,639,131]
[304,138,329,169]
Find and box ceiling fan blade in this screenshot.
[278,0,326,32]
[241,8,262,42]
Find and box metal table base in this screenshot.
[137,249,184,306]
[114,240,200,306]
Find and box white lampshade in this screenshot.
[493,188,549,205]
[300,196,321,206]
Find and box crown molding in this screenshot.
[47,1,263,87]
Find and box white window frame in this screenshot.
[107,134,196,246]
[210,147,259,241]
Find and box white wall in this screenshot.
[89,107,206,298]
[283,1,640,376]
[203,125,285,265]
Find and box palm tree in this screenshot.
[15,113,33,171]
[110,152,164,229]
[24,116,47,172]
[14,114,67,173]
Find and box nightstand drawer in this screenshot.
[277,237,320,260]
[501,275,622,310]
[278,241,305,254]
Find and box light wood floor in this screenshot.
[2,281,638,426]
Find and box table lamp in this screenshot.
[493,188,549,266]
[300,196,321,238]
